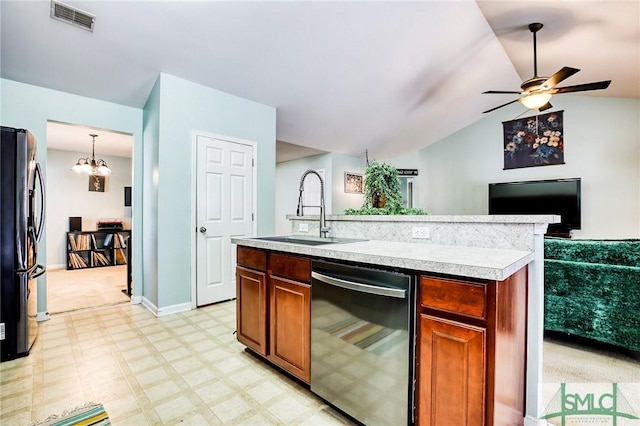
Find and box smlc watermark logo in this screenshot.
[542,383,639,425]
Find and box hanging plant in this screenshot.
[344,161,427,215]
[363,161,402,212]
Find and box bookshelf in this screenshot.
[66,230,130,270]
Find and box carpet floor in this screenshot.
[46,265,130,314]
[542,333,639,424]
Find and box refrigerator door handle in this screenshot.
[34,162,46,242]
[29,264,46,280]
[16,227,37,274]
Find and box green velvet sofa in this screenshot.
[544,238,640,352]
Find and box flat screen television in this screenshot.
[488,178,581,231]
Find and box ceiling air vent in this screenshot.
[50,1,95,32]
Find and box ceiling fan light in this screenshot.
[520,92,552,109]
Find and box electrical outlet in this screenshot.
[299,223,309,233]
[412,226,430,239]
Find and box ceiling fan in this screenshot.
[482,23,611,114]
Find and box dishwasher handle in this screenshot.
[312,271,407,299]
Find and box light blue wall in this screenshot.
[0,78,144,314]
[150,74,276,309]
[277,96,639,239]
[2,75,276,315]
[275,154,332,235]
[382,151,423,209]
[141,78,161,307]
[275,152,366,234]
[330,153,366,214]
[418,95,640,238]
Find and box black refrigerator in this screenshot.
[1,126,46,361]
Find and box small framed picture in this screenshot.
[89,175,105,192]
[344,172,364,194]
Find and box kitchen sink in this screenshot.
[252,235,367,246]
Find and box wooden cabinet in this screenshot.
[236,247,268,356]
[235,247,311,383]
[417,267,528,426]
[419,315,485,426]
[236,265,267,356]
[268,252,311,382]
[235,243,528,421]
[269,275,311,382]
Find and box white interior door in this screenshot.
[196,134,254,306]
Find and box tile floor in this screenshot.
[2,297,639,425]
[0,301,354,425]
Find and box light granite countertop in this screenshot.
[287,214,560,224]
[232,237,534,281]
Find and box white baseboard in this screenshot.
[141,297,158,316]
[36,311,50,322]
[157,302,192,317]
[130,296,142,305]
[141,298,191,317]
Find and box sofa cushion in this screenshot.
[545,259,640,352]
[544,237,640,267]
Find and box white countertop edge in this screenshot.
[286,214,561,224]
[232,238,534,281]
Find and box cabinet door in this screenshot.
[419,314,485,426]
[236,266,267,356]
[269,275,311,383]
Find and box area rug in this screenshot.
[33,402,110,426]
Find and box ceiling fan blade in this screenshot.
[551,80,612,94]
[482,90,522,94]
[542,67,580,89]
[538,102,553,112]
[482,24,612,109]
[482,98,519,114]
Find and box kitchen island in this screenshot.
[232,235,535,425]
[236,238,533,280]
[286,214,557,425]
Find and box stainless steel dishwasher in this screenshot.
[311,260,416,426]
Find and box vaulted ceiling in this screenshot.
[2,1,638,160]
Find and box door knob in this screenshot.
[199,227,207,233]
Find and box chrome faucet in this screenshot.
[296,169,331,238]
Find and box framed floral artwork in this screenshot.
[502,111,564,169]
[344,172,364,193]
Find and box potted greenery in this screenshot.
[344,161,427,215]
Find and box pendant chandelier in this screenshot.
[71,134,112,175]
